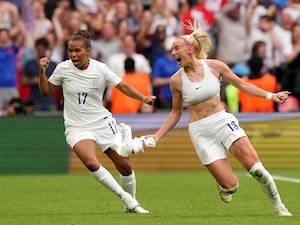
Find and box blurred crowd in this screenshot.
[0,0,300,116]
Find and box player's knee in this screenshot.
[220,182,239,194]
[117,160,132,176]
[119,167,132,176]
[85,161,100,172]
[227,183,239,194]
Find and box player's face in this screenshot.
[68,40,90,70]
[171,38,192,67]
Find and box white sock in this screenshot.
[120,170,136,199]
[249,162,284,210]
[92,166,124,197]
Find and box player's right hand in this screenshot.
[39,57,49,71]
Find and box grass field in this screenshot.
[1,170,299,225]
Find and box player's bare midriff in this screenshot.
[187,96,224,123]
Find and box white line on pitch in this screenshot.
[245,173,300,184]
[272,175,300,184]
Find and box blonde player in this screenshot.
[147,21,292,216]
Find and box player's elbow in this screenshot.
[39,87,51,96]
[39,90,49,96]
[39,82,56,96]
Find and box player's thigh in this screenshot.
[229,137,260,171]
[206,158,238,188]
[73,139,99,166]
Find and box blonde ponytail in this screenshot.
[183,20,212,59]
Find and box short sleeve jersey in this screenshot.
[49,58,122,128]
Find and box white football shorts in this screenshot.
[65,116,122,152]
[188,110,246,165]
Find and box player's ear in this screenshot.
[188,46,195,55]
[188,43,196,55]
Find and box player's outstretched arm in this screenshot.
[116,80,156,105]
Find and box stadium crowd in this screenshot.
[1,0,300,115]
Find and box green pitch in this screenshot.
[1,170,298,225]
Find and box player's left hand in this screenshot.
[274,91,291,104]
[143,135,157,148]
[143,95,156,105]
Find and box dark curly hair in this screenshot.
[69,29,91,48]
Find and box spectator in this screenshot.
[111,57,153,114]
[0,0,20,36]
[124,0,144,24]
[214,1,249,112]
[246,14,278,73]
[50,0,74,27]
[248,0,274,28]
[204,0,228,14]
[112,1,139,35]
[151,36,179,109]
[49,3,73,63]
[74,0,98,14]
[105,33,151,108]
[226,40,274,113]
[21,37,57,111]
[136,10,167,66]
[30,0,53,41]
[248,40,270,76]
[0,24,25,110]
[180,0,215,35]
[214,1,248,66]
[117,19,131,40]
[66,10,88,36]
[277,22,300,110]
[21,0,54,66]
[239,56,277,112]
[107,33,151,76]
[75,0,104,38]
[245,0,291,72]
[0,97,27,116]
[96,0,116,22]
[269,16,293,67]
[91,21,122,64]
[150,0,180,37]
[280,6,297,32]
[165,0,189,16]
[283,0,300,23]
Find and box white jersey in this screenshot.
[49,58,122,128]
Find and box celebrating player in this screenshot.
[39,29,156,213]
[147,21,292,216]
